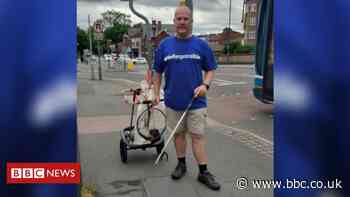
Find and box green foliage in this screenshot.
[103,24,128,44]
[236,44,255,54]
[101,9,131,27]
[223,42,255,54]
[77,27,89,57]
[99,10,130,53]
[77,10,131,56]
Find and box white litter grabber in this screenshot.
[154,97,195,166]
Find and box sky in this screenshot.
[77,0,244,35]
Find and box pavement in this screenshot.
[78,62,273,197]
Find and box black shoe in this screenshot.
[198,171,221,190]
[171,162,186,180]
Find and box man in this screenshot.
[153,5,221,191]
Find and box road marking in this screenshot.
[215,73,256,78]
[126,72,146,75]
[218,65,254,69]
[208,118,273,158]
[213,78,248,86]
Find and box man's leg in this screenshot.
[174,133,187,158]
[166,107,187,180]
[188,108,208,165]
[171,133,188,180]
[191,133,208,165]
[188,108,221,190]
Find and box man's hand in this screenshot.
[194,84,207,97]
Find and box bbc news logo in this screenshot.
[7,163,80,184]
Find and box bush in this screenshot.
[223,42,255,54]
[236,44,255,54]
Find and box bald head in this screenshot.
[174,5,192,19]
[173,5,193,39]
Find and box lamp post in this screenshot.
[120,0,152,72]
[121,0,194,82]
[88,14,96,80]
[121,0,153,82]
[229,0,232,29]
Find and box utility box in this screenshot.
[127,60,134,71]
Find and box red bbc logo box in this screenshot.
[6,162,80,184]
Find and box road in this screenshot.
[77,60,273,197]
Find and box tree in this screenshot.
[78,10,131,56]
[228,42,240,54]
[77,26,89,57]
[101,10,131,27]
[99,10,131,53]
[103,24,128,44]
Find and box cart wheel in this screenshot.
[156,142,168,161]
[120,139,128,163]
[156,141,164,155]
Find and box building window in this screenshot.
[248,31,256,40]
[251,3,257,12]
[247,3,257,13]
[245,31,256,40]
[250,16,256,25]
[245,4,249,13]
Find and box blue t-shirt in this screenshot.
[153,36,217,110]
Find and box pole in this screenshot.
[229,0,232,29]
[97,40,102,80]
[128,0,153,77]
[124,56,127,72]
[226,0,232,64]
[88,14,95,80]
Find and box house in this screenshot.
[128,21,175,57]
[242,0,259,45]
[151,30,170,47]
[198,28,243,55]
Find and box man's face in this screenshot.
[174,7,192,38]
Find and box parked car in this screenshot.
[90,55,98,61]
[132,57,147,64]
[104,54,112,61]
[111,53,117,60]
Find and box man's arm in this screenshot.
[153,72,163,104]
[203,70,214,86]
[194,70,215,97]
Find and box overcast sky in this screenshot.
[77,0,244,34]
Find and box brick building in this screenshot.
[128,21,175,57]
[198,28,243,55]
